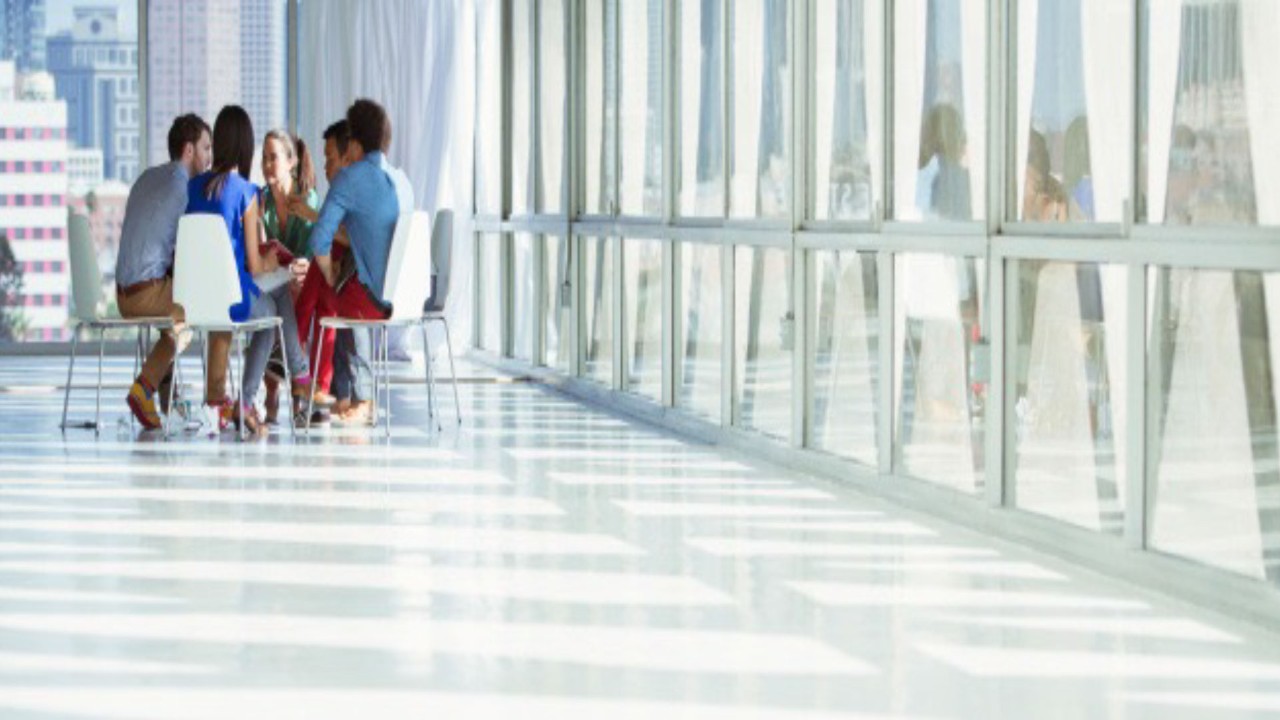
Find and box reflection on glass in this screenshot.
[680,243,723,419]
[894,0,985,221]
[544,236,570,371]
[1012,262,1127,534]
[1018,0,1131,223]
[729,0,789,219]
[511,0,534,214]
[813,0,882,222]
[619,0,664,216]
[475,0,503,215]
[894,254,986,493]
[538,0,567,214]
[513,234,536,362]
[625,239,663,399]
[1149,268,1280,582]
[678,0,725,216]
[1143,0,1267,226]
[584,0,614,215]
[811,252,879,465]
[584,237,615,383]
[735,247,792,440]
[481,234,502,353]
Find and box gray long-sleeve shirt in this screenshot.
[114,161,190,288]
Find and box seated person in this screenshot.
[259,128,322,423]
[288,120,354,416]
[307,99,414,425]
[185,105,312,435]
[117,113,211,429]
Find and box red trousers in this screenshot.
[296,247,389,391]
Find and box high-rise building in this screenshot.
[66,146,103,195]
[145,0,240,167]
[240,0,286,136]
[0,61,69,340]
[1,0,46,71]
[46,6,140,184]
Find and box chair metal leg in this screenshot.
[368,327,378,428]
[165,332,183,439]
[419,323,437,431]
[383,326,392,439]
[440,317,462,425]
[94,327,105,435]
[60,329,79,432]
[278,324,295,439]
[235,331,247,442]
[306,324,324,436]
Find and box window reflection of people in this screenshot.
[1063,117,1094,221]
[915,104,971,221]
[1022,129,1067,222]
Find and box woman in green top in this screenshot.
[259,128,320,423]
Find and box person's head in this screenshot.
[204,105,255,199]
[346,98,391,160]
[322,119,351,182]
[919,103,966,169]
[167,114,212,176]
[262,128,316,195]
[1063,116,1091,192]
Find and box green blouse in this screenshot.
[261,186,320,258]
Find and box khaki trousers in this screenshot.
[116,278,229,403]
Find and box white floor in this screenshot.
[2,356,1280,719]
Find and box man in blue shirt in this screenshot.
[116,114,211,429]
[307,99,414,424]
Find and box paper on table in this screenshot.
[254,268,293,293]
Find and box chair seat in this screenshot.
[186,317,283,332]
[80,316,174,329]
[319,316,423,330]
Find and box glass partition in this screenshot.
[677,0,725,217]
[679,242,723,420]
[624,238,663,399]
[811,251,879,465]
[583,237,615,383]
[734,245,792,439]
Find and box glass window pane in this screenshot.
[1012,261,1129,534]
[543,236,571,371]
[894,253,987,493]
[1149,268,1280,582]
[512,0,534,214]
[537,0,566,214]
[679,242,723,419]
[513,233,536,361]
[678,0,725,217]
[584,237,615,383]
[481,234,502,353]
[811,251,879,465]
[1142,0,1272,226]
[619,0,664,217]
[734,246,792,440]
[813,0,883,222]
[584,0,615,215]
[893,0,986,221]
[1017,0,1131,223]
[729,0,789,219]
[475,0,504,215]
[625,238,663,399]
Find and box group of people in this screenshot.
[114,98,412,435]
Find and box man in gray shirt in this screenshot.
[117,114,211,430]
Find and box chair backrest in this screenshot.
[67,212,102,323]
[425,209,454,313]
[173,214,242,325]
[383,210,433,322]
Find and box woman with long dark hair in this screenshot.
[185,105,312,435]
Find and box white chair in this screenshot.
[420,210,461,427]
[307,210,433,437]
[61,211,175,434]
[171,214,290,440]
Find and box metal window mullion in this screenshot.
[613,236,626,391]
[996,0,1013,229]
[722,242,735,427]
[989,256,1011,508]
[138,0,149,165]
[722,0,732,220]
[880,0,894,223]
[287,0,300,134]
[877,249,894,476]
[567,0,582,376]
[611,0,622,216]
[533,234,547,365]
[1126,262,1149,549]
[793,244,811,449]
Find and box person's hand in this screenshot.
[288,196,318,222]
[291,258,310,278]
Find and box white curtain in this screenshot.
[1147,0,1182,223]
[960,0,985,217]
[1081,0,1132,223]
[892,0,927,220]
[1240,0,1280,225]
[298,0,476,349]
[1015,0,1039,217]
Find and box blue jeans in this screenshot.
[330,327,374,402]
[241,285,309,402]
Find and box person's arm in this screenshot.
[243,196,278,275]
[309,177,351,287]
[163,173,190,271]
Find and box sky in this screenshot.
[45,0,138,38]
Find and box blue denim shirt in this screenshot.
[308,151,414,301]
[114,161,189,288]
